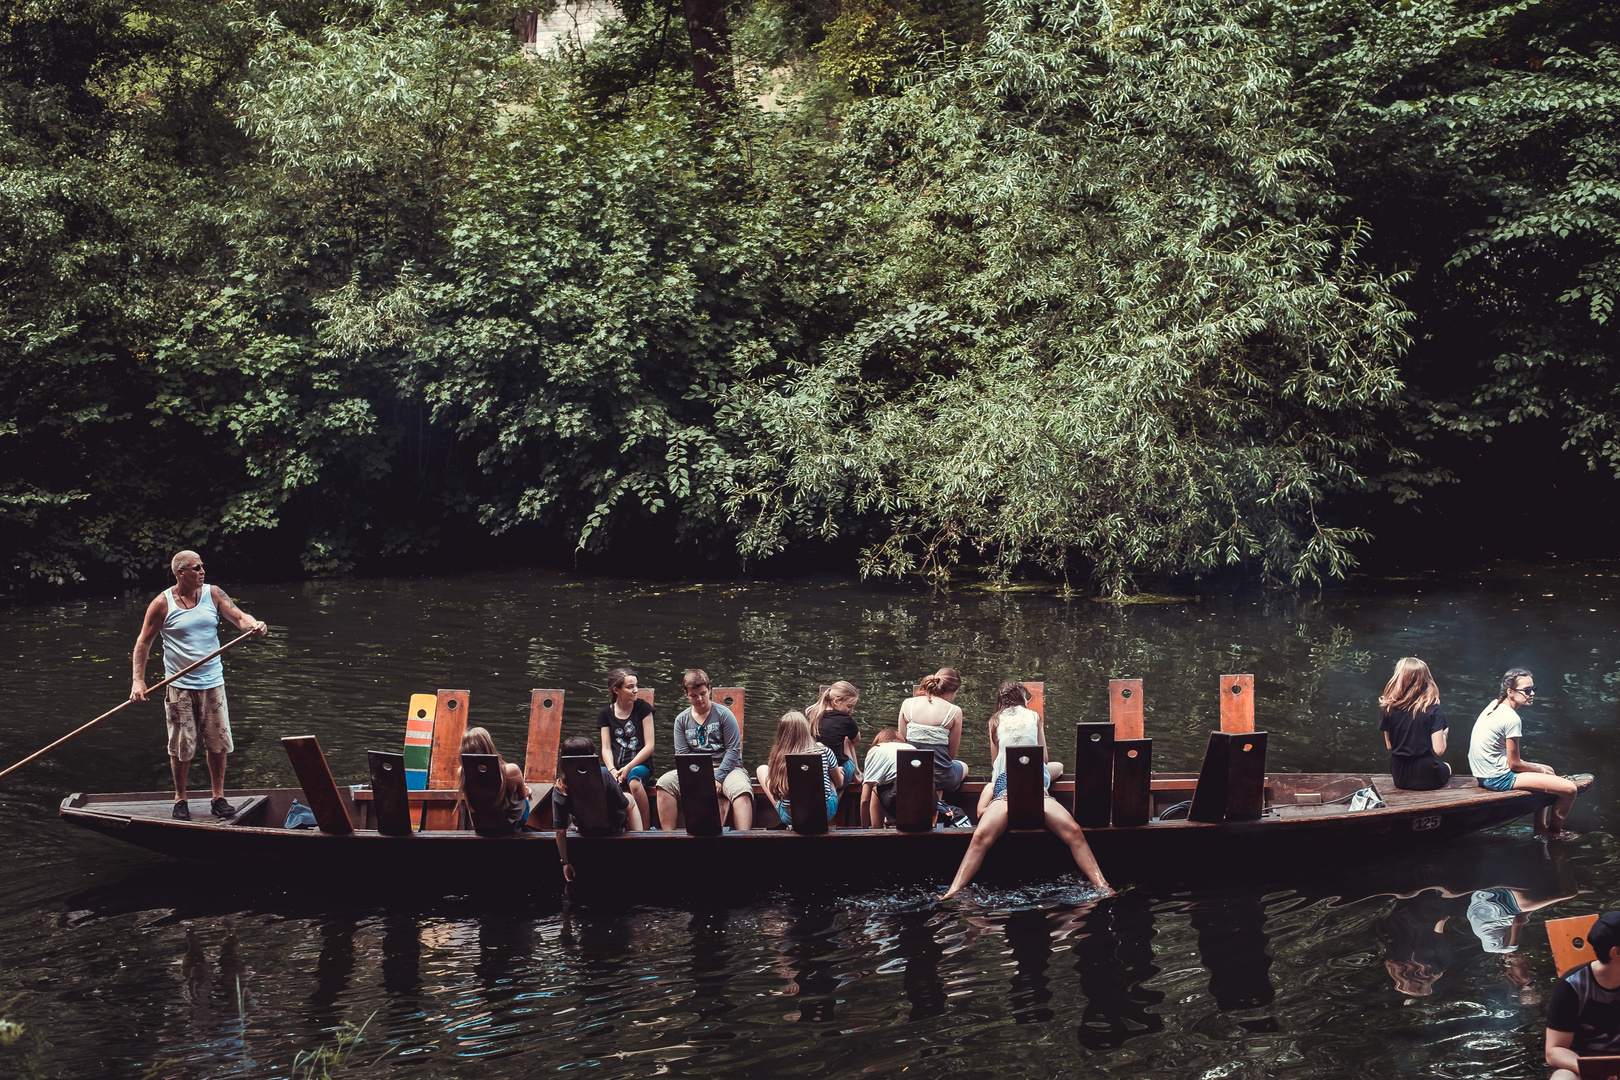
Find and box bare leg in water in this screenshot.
[942,797,1110,900]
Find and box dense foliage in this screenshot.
[2,0,1616,592]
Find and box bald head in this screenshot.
[171,550,202,576]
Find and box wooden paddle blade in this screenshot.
[1109,679,1144,740]
[282,735,354,835]
[1221,675,1255,734]
[367,750,414,836]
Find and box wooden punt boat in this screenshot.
[57,679,1578,891]
[58,773,1563,890]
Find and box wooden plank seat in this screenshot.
[558,755,617,833]
[1003,745,1047,829]
[281,735,355,835]
[367,750,414,837]
[785,752,831,835]
[676,753,724,836]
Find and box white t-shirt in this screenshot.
[1468,701,1522,779]
[862,741,914,786]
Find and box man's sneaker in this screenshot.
[210,796,236,819]
[171,800,191,821]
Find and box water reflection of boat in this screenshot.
[59,770,1565,888]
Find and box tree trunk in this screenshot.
[680,0,732,117]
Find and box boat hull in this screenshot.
[60,774,1556,891]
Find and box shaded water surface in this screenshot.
[2,563,1619,1077]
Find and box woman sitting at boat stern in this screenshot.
[1468,667,1584,841]
[554,735,641,882]
[1378,657,1451,791]
[455,727,533,838]
[942,683,1108,901]
[758,712,844,830]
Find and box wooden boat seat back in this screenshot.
[423,690,470,830]
[558,755,616,833]
[894,748,934,831]
[1022,682,1044,721]
[1548,913,1601,976]
[460,753,513,834]
[1221,674,1255,733]
[524,689,564,785]
[1004,745,1046,829]
[403,693,436,790]
[1189,731,1269,823]
[366,750,414,836]
[785,752,830,835]
[281,735,355,835]
[712,687,745,741]
[1578,1056,1620,1080]
[676,753,723,836]
[1109,678,1144,740]
[1073,722,1114,827]
[1111,738,1152,826]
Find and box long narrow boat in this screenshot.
[59,772,1560,889]
[57,677,1578,890]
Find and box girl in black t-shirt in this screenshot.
[598,666,655,829]
[1378,657,1452,791]
[807,680,862,789]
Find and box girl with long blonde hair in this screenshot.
[455,727,532,837]
[756,711,844,830]
[1377,657,1451,791]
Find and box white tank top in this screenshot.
[991,706,1042,778]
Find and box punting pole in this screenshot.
[0,629,258,782]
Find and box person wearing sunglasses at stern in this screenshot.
[1468,667,1590,841]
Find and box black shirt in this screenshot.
[1379,703,1448,790]
[816,711,859,766]
[1548,961,1620,1055]
[598,699,654,770]
[552,767,630,834]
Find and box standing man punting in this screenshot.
[130,551,268,820]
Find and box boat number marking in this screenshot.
[1412,815,1442,832]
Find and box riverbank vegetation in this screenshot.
[3,0,1616,593]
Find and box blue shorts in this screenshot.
[627,764,653,788]
[1478,772,1516,791]
[991,768,1053,800]
[841,759,857,786]
[778,793,841,828]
